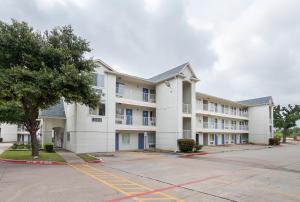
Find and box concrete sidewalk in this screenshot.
[0,143,12,154]
[56,150,84,164]
[202,144,269,154]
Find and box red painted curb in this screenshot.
[0,158,66,165]
[87,160,101,163]
[183,152,209,157]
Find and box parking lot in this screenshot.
[0,142,300,202]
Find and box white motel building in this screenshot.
[1,60,274,153]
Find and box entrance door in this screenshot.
[143,88,149,102]
[222,134,225,145]
[214,134,218,145]
[138,133,144,149]
[115,133,119,151]
[143,111,148,126]
[126,109,133,125]
[203,133,208,145]
[196,134,199,145]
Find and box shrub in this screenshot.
[177,139,195,152]
[269,137,281,145]
[0,137,3,142]
[194,144,203,151]
[44,144,54,152]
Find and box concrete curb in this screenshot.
[0,158,66,165]
[87,160,101,163]
[182,152,209,157]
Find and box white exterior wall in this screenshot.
[41,118,65,145]
[0,123,17,142]
[248,105,273,144]
[72,66,116,153]
[39,61,274,152]
[156,78,181,150]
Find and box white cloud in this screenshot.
[0,0,299,106]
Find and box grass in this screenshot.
[77,153,98,162]
[0,150,65,162]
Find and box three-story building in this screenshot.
[39,59,274,153]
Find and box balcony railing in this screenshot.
[183,103,191,114]
[115,115,156,126]
[183,130,192,139]
[116,89,156,103]
[202,122,248,131]
[17,125,27,132]
[143,117,156,126]
[201,104,248,118]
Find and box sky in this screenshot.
[0,0,299,107]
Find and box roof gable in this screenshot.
[148,62,198,83]
[40,100,66,118]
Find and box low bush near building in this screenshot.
[0,138,3,142]
[44,144,54,152]
[194,144,203,151]
[269,137,281,145]
[10,143,42,150]
[177,139,195,152]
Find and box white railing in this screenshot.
[200,104,248,118]
[183,130,192,139]
[17,125,27,132]
[116,89,156,103]
[202,122,249,131]
[142,117,156,126]
[183,103,191,114]
[115,115,156,126]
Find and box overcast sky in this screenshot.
[1,0,299,106]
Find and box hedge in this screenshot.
[44,144,54,152]
[177,139,195,152]
[269,137,281,145]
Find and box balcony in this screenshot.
[183,130,192,139]
[116,89,156,103]
[115,115,156,126]
[202,122,248,131]
[199,104,248,119]
[182,103,191,114]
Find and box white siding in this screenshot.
[0,123,17,142]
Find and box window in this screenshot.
[122,134,130,144]
[116,82,124,96]
[92,118,102,122]
[90,103,106,116]
[67,132,70,141]
[221,105,225,113]
[214,103,218,112]
[93,73,104,88]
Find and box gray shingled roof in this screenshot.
[147,63,188,83]
[40,100,66,118]
[238,96,273,106]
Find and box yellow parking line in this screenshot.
[69,163,183,201]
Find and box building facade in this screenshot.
[39,60,274,153]
[0,123,31,143]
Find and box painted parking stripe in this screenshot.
[106,175,222,202]
[70,163,182,201]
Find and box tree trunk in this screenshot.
[30,130,39,157]
[283,128,288,143]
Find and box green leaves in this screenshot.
[273,104,300,129]
[0,101,24,124]
[0,19,99,125]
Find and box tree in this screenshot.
[0,20,99,157]
[273,105,300,143]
